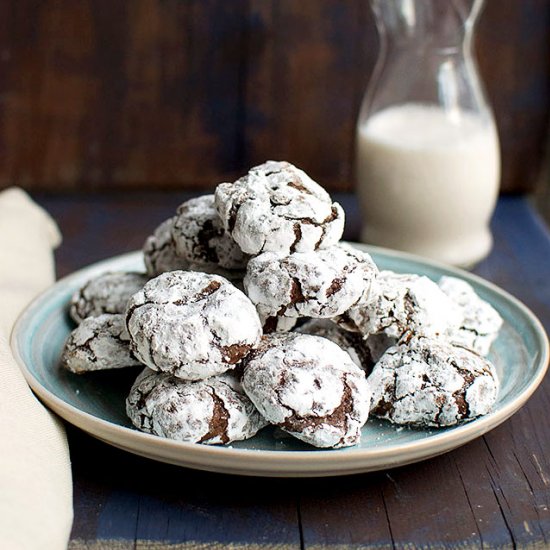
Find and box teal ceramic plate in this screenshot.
[11,245,549,477]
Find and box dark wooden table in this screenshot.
[34,192,550,550]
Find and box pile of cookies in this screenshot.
[61,161,502,449]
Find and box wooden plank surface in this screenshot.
[476,0,550,195]
[1,0,549,193]
[32,192,550,549]
[243,0,376,192]
[0,0,249,190]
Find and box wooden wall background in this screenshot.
[0,0,549,194]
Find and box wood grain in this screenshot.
[477,0,550,194]
[243,0,376,192]
[3,1,549,193]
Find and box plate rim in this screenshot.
[10,246,550,476]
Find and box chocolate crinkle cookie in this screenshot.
[126,368,268,444]
[70,271,149,324]
[438,276,503,356]
[125,271,262,380]
[244,244,379,321]
[143,217,190,277]
[295,319,374,373]
[61,314,141,374]
[241,333,372,448]
[368,334,499,427]
[172,195,249,271]
[215,161,345,256]
[338,271,461,361]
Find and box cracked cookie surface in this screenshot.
[244,244,379,321]
[438,276,503,356]
[340,271,461,360]
[368,334,499,427]
[241,333,372,448]
[143,217,190,277]
[125,271,262,380]
[61,313,142,374]
[70,271,149,324]
[215,161,345,255]
[295,319,373,373]
[126,368,268,444]
[172,195,249,271]
[261,315,298,334]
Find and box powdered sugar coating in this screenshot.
[369,334,499,427]
[341,271,461,347]
[143,217,190,277]
[70,271,148,324]
[215,161,345,255]
[363,333,397,364]
[438,276,503,356]
[126,368,268,444]
[126,271,262,380]
[142,211,246,289]
[61,314,141,373]
[261,315,298,334]
[188,264,246,292]
[242,333,372,448]
[296,319,373,372]
[172,195,249,270]
[244,244,379,320]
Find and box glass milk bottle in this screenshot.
[356,0,500,267]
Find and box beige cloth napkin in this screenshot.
[0,188,73,549]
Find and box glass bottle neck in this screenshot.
[360,0,492,127]
[371,0,483,53]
